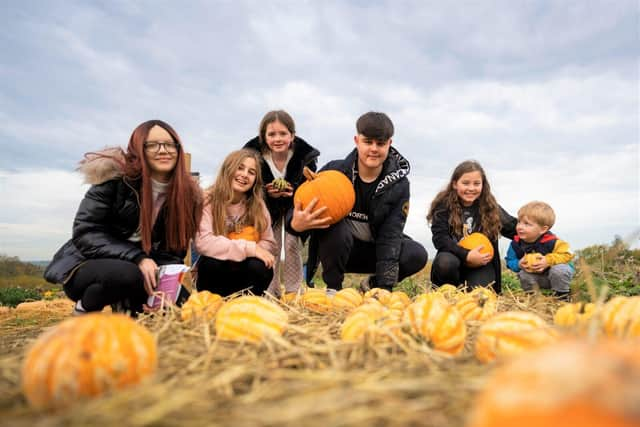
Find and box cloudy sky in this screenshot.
[1,1,638,261]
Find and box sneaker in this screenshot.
[325,288,337,297]
[552,290,571,302]
[72,301,87,316]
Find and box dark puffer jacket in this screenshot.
[243,136,319,224]
[44,167,186,284]
[305,146,411,289]
[430,201,517,292]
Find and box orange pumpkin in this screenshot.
[458,232,494,259]
[227,226,260,242]
[301,288,333,314]
[340,303,386,342]
[553,302,596,329]
[600,296,640,338]
[364,287,392,305]
[180,290,223,322]
[468,339,640,427]
[215,296,288,343]
[387,291,411,311]
[523,252,544,272]
[403,294,466,355]
[332,288,363,312]
[436,284,459,301]
[21,313,157,409]
[293,167,355,225]
[455,292,497,321]
[475,311,558,363]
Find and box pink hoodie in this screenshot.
[195,199,276,261]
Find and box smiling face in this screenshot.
[231,156,258,200]
[516,215,549,243]
[453,170,483,206]
[144,125,179,182]
[264,120,294,155]
[354,134,391,174]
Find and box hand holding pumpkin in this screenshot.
[265,182,293,198]
[466,246,492,267]
[291,198,332,232]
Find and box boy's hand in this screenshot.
[291,198,332,232]
[466,246,492,268]
[529,255,549,273]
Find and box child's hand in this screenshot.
[529,255,549,273]
[255,246,275,269]
[466,246,492,268]
[265,183,293,198]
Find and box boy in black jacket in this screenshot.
[290,112,428,291]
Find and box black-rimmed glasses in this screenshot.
[143,141,180,153]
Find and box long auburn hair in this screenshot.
[427,160,501,240]
[205,149,268,235]
[124,120,202,254]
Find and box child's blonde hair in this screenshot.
[517,201,556,228]
[205,149,268,236]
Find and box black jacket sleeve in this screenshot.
[430,205,469,262]
[72,180,147,263]
[499,205,517,239]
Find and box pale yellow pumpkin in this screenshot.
[340,305,386,342]
[600,296,640,338]
[21,313,157,409]
[403,294,466,355]
[180,290,223,322]
[523,252,544,273]
[553,302,596,328]
[455,293,497,321]
[301,288,333,314]
[436,284,459,300]
[215,296,288,343]
[331,288,363,312]
[475,311,558,363]
[468,339,640,427]
[364,287,392,305]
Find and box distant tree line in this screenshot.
[0,255,45,277]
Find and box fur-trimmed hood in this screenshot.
[76,147,126,185]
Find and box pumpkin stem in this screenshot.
[303,166,317,181]
[462,223,471,238]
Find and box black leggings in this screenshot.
[430,251,496,290]
[195,256,273,296]
[63,259,148,312]
[316,220,428,290]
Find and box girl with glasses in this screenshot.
[44,120,203,315]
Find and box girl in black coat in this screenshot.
[44,120,202,314]
[427,160,516,293]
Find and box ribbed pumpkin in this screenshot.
[364,287,392,305]
[301,288,333,314]
[455,292,497,321]
[340,303,387,342]
[600,296,640,338]
[227,226,259,242]
[403,294,466,355]
[468,339,640,427]
[553,302,596,328]
[468,286,498,301]
[387,291,411,311]
[458,232,494,259]
[332,288,363,312]
[293,167,355,225]
[21,313,157,409]
[436,284,459,301]
[281,292,302,305]
[180,290,223,322]
[215,296,288,343]
[523,252,544,272]
[475,311,558,363]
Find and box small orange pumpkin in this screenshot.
[340,303,387,342]
[523,252,544,272]
[553,302,596,329]
[21,313,157,409]
[474,311,558,363]
[301,288,333,314]
[293,167,355,225]
[364,287,392,305]
[332,288,364,312]
[600,296,640,338]
[455,292,497,321]
[468,339,640,427]
[403,294,466,355]
[180,290,223,322]
[227,226,260,242]
[215,296,288,343]
[458,232,494,259]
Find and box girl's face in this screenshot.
[264,120,294,154]
[144,125,179,182]
[231,157,257,197]
[453,170,483,206]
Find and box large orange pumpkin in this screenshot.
[21,313,157,409]
[215,296,288,343]
[467,339,640,427]
[293,167,355,225]
[180,290,223,322]
[227,226,260,242]
[458,232,494,259]
[474,311,558,363]
[403,294,466,355]
[600,296,640,338]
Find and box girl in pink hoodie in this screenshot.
[195,149,277,296]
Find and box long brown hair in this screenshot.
[427,160,501,240]
[205,149,268,235]
[257,110,296,154]
[124,120,202,254]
